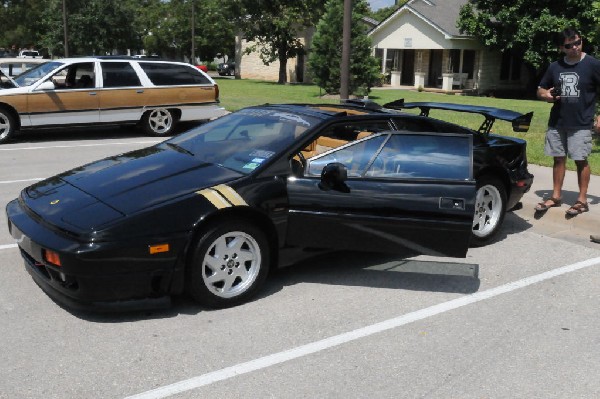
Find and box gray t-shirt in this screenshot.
[539,54,600,129]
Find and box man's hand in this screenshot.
[537,87,560,103]
[594,116,600,135]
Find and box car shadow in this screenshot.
[487,207,533,244]
[70,250,480,323]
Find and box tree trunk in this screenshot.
[278,45,287,84]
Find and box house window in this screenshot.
[500,50,522,81]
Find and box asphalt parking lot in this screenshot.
[1,128,600,399]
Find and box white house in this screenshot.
[368,0,528,94]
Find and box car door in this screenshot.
[286,131,476,258]
[98,61,145,123]
[27,61,100,127]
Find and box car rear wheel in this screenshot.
[142,108,175,136]
[0,108,16,144]
[471,176,506,246]
[187,220,270,308]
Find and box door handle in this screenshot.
[137,90,144,94]
[89,92,97,96]
[439,197,465,210]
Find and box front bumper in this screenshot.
[6,199,182,311]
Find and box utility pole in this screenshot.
[339,0,352,100]
[62,0,69,57]
[191,0,195,63]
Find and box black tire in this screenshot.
[470,175,507,247]
[141,108,176,136]
[0,108,16,144]
[186,220,270,308]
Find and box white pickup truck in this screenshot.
[17,50,43,59]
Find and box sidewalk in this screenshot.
[509,164,600,248]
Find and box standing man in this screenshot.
[535,27,600,215]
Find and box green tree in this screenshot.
[230,0,325,83]
[36,0,141,57]
[135,0,235,62]
[367,1,406,22]
[457,0,599,90]
[0,0,49,54]
[309,0,380,96]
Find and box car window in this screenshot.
[366,133,471,180]
[319,120,392,140]
[49,62,95,89]
[139,62,211,85]
[169,109,319,175]
[306,135,388,177]
[101,62,141,87]
[14,61,58,86]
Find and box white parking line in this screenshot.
[125,256,600,399]
[0,141,161,152]
[0,244,17,250]
[0,178,44,184]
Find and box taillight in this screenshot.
[43,249,62,267]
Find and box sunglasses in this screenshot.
[563,39,582,49]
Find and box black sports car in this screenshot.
[6,99,533,310]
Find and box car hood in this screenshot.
[22,144,242,232]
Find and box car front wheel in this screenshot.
[471,176,506,246]
[0,108,16,144]
[187,220,270,308]
[142,108,175,136]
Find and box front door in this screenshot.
[27,62,99,127]
[286,132,476,258]
[401,49,415,85]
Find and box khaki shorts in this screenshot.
[544,128,592,161]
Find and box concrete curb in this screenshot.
[509,164,600,247]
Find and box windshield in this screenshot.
[14,61,61,87]
[169,108,319,174]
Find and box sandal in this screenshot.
[534,197,561,212]
[566,201,589,215]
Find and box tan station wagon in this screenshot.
[0,57,226,143]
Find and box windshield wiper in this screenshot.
[166,142,195,156]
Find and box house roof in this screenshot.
[370,0,471,39]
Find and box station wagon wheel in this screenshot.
[0,108,16,144]
[142,108,175,136]
[471,176,506,247]
[187,220,270,308]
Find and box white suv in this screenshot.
[0,57,226,143]
[17,50,42,59]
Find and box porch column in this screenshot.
[414,72,426,89]
[441,73,454,91]
[381,48,387,74]
[390,71,401,86]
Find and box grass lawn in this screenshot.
[215,78,600,174]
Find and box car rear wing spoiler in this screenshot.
[383,99,533,136]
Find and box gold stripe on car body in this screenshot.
[213,184,248,206]
[197,188,232,209]
[197,185,247,209]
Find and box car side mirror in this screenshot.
[36,81,55,91]
[319,162,349,192]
